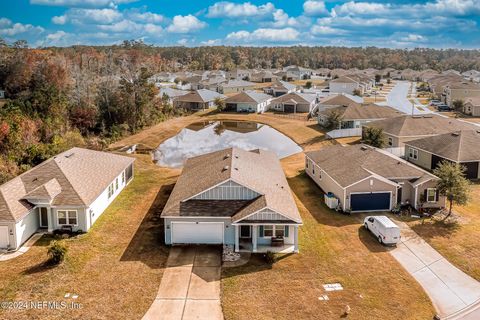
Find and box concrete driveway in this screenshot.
[390,221,480,318]
[143,246,223,320]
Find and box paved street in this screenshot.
[390,221,480,319]
[143,246,223,320]
[379,81,432,115]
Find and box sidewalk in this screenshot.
[390,221,480,318]
[0,232,45,262]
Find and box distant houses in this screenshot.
[263,80,298,97]
[218,79,256,94]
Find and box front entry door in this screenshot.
[240,225,251,238]
[39,208,48,228]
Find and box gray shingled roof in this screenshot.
[366,114,477,137]
[224,90,272,104]
[319,103,403,120]
[176,89,225,103]
[271,92,317,104]
[220,79,255,88]
[0,148,135,222]
[161,147,301,223]
[405,130,480,162]
[306,144,437,188]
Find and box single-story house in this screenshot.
[263,80,298,97]
[270,92,318,113]
[224,90,273,113]
[443,81,480,107]
[463,97,480,116]
[174,89,226,110]
[162,147,302,253]
[318,103,402,129]
[329,76,361,95]
[404,130,480,180]
[0,148,134,250]
[159,87,189,104]
[218,79,256,94]
[364,114,477,148]
[198,76,227,91]
[227,69,252,80]
[305,144,445,212]
[250,70,276,83]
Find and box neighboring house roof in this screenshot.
[305,144,437,188]
[176,89,226,103]
[159,87,189,98]
[366,114,477,137]
[319,94,361,107]
[220,79,255,88]
[465,97,480,106]
[161,147,301,223]
[0,148,135,222]
[330,76,358,84]
[224,91,272,104]
[319,103,403,121]
[405,130,480,162]
[272,92,317,105]
[269,80,297,91]
[446,81,480,90]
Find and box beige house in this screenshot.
[218,79,256,94]
[364,114,477,147]
[444,81,480,106]
[162,147,302,253]
[404,130,480,180]
[305,145,445,212]
[463,97,480,116]
[270,92,317,113]
[174,89,226,110]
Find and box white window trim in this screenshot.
[262,225,287,238]
[57,210,78,226]
[409,148,418,160]
[388,137,393,146]
[427,188,437,203]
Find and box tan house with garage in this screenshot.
[270,92,317,113]
[364,114,477,148]
[404,130,480,180]
[305,144,445,212]
[463,97,480,116]
[162,147,302,253]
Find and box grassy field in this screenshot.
[0,155,177,320]
[1,112,437,319]
[407,184,480,281]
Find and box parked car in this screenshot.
[437,104,452,111]
[364,216,401,245]
[430,100,441,106]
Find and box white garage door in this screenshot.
[0,226,9,248]
[171,222,224,244]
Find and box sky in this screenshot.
[1,0,480,48]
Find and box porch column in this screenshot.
[47,207,53,233]
[293,226,299,253]
[252,225,258,253]
[234,225,239,253]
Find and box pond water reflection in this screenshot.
[153,120,302,168]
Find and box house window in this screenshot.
[108,183,114,199]
[122,171,125,184]
[388,137,393,146]
[275,226,285,237]
[409,148,418,160]
[306,159,309,168]
[312,167,315,175]
[57,210,78,225]
[115,177,119,191]
[263,225,273,237]
[427,188,437,202]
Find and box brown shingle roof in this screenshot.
[319,94,360,107]
[366,114,477,137]
[162,148,301,223]
[0,148,135,222]
[319,103,403,121]
[306,144,437,187]
[405,130,480,162]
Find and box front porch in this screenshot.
[233,224,299,254]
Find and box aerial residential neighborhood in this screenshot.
[2,1,480,320]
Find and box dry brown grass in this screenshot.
[407,183,480,281]
[0,156,178,320]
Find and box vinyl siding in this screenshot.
[192,180,259,200]
[14,209,39,249]
[405,147,433,171]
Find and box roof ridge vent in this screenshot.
[224,154,230,160]
[361,146,368,151]
[222,165,230,172]
[452,132,460,136]
[65,152,75,158]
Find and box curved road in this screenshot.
[379,81,432,115]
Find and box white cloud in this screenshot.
[200,39,222,46]
[271,9,299,27]
[400,34,426,42]
[424,0,480,16]
[303,1,328,16]
[144,23,163,34]
[226,27,300,43]
[125,9,165,24]
[207,1,275,18]
[167,15,207,33]
[52,15,67,24]
[177,38,189,45]
[0,19,44,36]
[334,1,389,16]
[311,25,345,35]
[30,0,136,8]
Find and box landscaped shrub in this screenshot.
[47,240,67,265]
[263,251,276,264]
